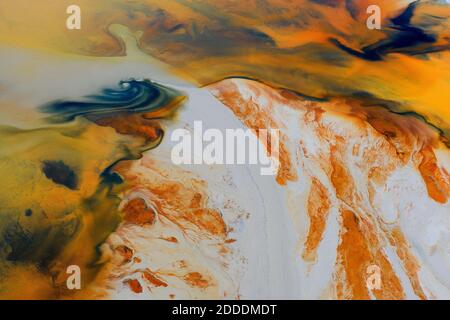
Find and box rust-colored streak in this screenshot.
[183,272,209,289]
[330,152,355,203]
[124,279,143,294]
[336,210,404,300]
[184,208,227,236]
[374,248,406,300]
[388,227,427,300]
[94,114,161,142]
[122,198,156,226]
[302,178,330,262]
[418,146,449,204]
[209,80,297,185]
[142,270,168,288]
[160,236,179,243]
[146,181,227,237]
[336,210,372,299]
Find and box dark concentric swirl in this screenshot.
[41,79,184,123]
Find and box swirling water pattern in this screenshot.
[41,79,183,123]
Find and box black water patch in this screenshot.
[330,38,382,61]
[391,1,416,26]
[331,1,445,61]
[100,165,125,186]
[42,160,78,190]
